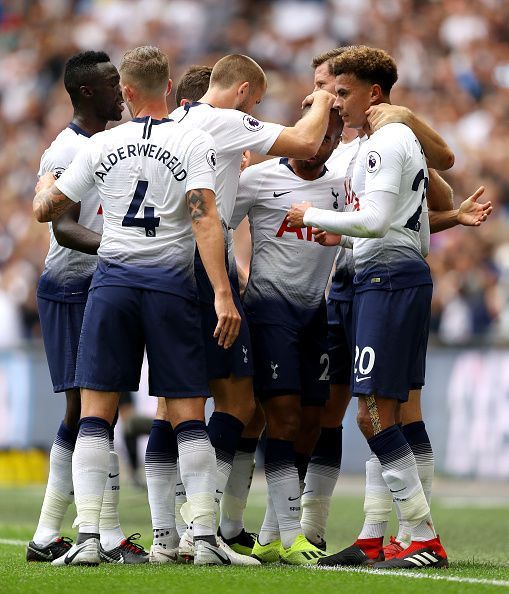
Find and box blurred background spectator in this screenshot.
[1,0,508,345]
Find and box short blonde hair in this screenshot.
[331,45,398,95]
[119,46,169,95]
[311,47,352,70]
[210,54,266,92]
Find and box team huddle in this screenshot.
[28,44,491,569]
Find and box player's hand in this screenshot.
[457,186,492,226]
[240,150,251,174]
[313,229,342,246]
[213,290,241,349]
[35,171,56,193]
[366,103,411,132]
[301,89,336,110]
[287,201,312,228]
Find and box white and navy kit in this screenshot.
[170,102,284,380]
[55,116,217,397]
[231,157,341,405]
[347,123,432,401]
[170,102,284,224]
[37,123,102,392]
[325,138,361,385]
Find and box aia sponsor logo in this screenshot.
[344,177,359,211]
[276,215,316,241]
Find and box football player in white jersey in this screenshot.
[229,109,344,564]
[145,65,260,564]
[165,54,335,558]
[26,51,149,565]
[33,46,243,567]
[299,47,491,557]
[288,45,451,569]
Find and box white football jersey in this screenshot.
[326,138,361,301]
[231,157,341,327]
[38,123,102,297]
[169,102,284,225]
[349,123,430,290]
[56,116,216,293]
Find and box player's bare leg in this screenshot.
[219,399,264,554]
[301,383,351,548]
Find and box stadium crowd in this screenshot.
[1,0,508,347]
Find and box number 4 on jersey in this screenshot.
[122,180,160,237]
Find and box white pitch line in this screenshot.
[315,565,509,588]
[0,538,26,546]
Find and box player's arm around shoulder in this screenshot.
[367,103,454,171]
[33,172,75,222]
[34,140,97,223]
[52,202,102,255]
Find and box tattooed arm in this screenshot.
[186,188,241,348]
[33,172,75,223]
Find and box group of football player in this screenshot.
[27,43,491,569]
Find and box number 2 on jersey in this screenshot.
[122,180,160,237]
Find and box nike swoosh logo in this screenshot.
[355,376,371,383]
[108,473,119,479]
[203,544,231,565]
[389,487,406,493]
[64,544,88,565]
[287,492,310,501]
[273,191,291,197]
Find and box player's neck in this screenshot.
[200,89,234,109]
[130,99,169,120]
[288,158,325,181]
[72,112,108,136]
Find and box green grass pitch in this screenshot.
[0,480,508,593]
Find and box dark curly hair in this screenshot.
[331,45,398,95]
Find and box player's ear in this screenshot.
[122,83,135,103]
[237,81,250,97]
[79,85,93,98]
[369,83,383,105]
[165,79,173,97]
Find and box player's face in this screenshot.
[91,62,124,122]
[302,111,342,168]
[313,62,336,94]
[334,73,372,130]
[234,82,266,114]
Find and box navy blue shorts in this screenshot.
[351,285,432,402]
[250,303,330,406]
[37,296,86,393]
[200,286,253,380]
[327,297,353,386]
[75,286,210,398]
